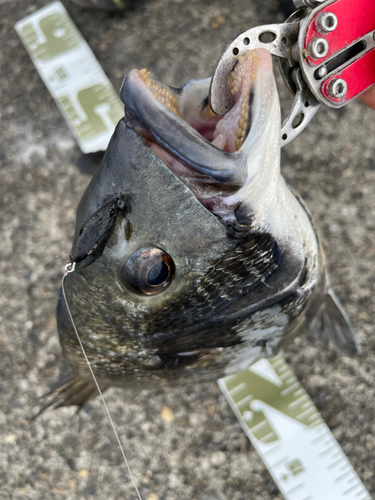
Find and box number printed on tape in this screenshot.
[218,355,372,500]
[15,1,124,153]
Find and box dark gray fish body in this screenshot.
[55,50,359,405]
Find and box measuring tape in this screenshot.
[15,4,372,500]
[219,354,371,500]
[15,1,124,153]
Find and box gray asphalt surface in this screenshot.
[1,0,375,499]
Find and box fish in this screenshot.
[52,48,360,409]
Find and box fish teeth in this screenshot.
[139,67,181,117]
[228,50,258,151]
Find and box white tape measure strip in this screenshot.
[219,354,372,500]
[15,1,124,153]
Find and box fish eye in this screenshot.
[120,247,175,295]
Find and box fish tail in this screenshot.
[310,288,361,356]
[32,374,104,419]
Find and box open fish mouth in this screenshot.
[120,48,276,218]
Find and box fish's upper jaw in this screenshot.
[120,49,280,237]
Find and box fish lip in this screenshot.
[120,69,247,185]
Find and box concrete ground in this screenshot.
[1,0,375,499]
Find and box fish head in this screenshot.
[59,49,318,385]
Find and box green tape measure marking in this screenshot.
[15,1,124,153]
[219,354,372,500]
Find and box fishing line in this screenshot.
[61,262,143,500]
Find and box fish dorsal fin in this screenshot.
[311,289,361,356]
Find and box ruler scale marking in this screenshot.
[336,471,356,483]
[289,395,309,409]
[285,483,305,495]
[343,484,364,496]
[319,444,337,457]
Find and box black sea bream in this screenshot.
[55,49,359,406]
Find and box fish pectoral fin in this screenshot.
[32,375,103,419]
[310,288,361,356]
